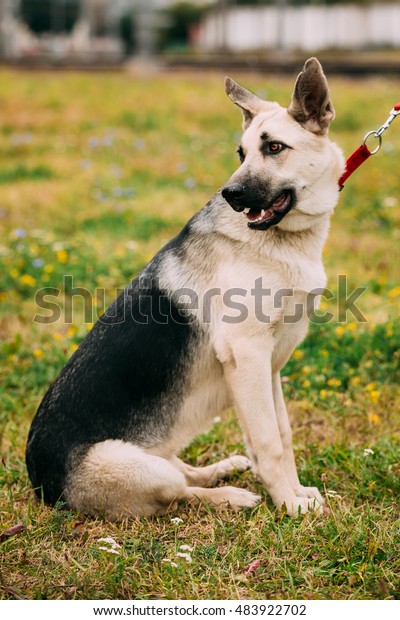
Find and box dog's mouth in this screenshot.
[244,190,294,230]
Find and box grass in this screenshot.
[0,68,400,600]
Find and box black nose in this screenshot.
[221,183,245,209]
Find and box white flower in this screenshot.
[171,517,183,524]
[98,547,120,555]
[176,552,192,563]
[383,196,398,208]
[97,537,122,555]
[161,558,178,567]
[179,544,193,552]
[363,448,375,457]
[325,489,342,499]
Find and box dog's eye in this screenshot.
[237,145,245,164]
[267,142,286,154]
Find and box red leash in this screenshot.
[338,102,400,190]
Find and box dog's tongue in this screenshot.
[271,192,288,211]
[246,208,273,223]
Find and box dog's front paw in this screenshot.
[283,495,324,517]
[294,485,324,505]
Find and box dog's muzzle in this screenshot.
[221,183,295,231]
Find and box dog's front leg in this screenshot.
[272,373,324,505]
[218,338,322,516]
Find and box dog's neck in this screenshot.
[213,197,333,268]
[260,214,332,263]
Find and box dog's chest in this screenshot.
[212,257,325,372]
[214,256,325,322]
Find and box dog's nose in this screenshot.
[221,183,245,210]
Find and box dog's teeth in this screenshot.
[261,210,265,217]
[244,208,250,214]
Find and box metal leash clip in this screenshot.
[363,103,400,155]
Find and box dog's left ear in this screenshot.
[288,58,335,135]
[225,77,265,130]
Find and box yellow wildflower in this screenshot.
[368,412,381,425]
[293,350,304,360]
[388,286,400,299]
[33,348,43,359]
[369,390,380,402]
[44,264,54,274]
[327,377,341,387]
[56,249,68,264]
[335,325,345,337]
[20,274,36,287]
[302,379,311,388]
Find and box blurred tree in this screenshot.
[120,11,136,54]
[159,2,208,51]
[20,0,80,34]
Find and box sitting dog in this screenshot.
[26,58,344,520]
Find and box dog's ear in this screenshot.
[225,77,265,130]
[288,58,335,135]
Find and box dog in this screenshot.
[26,58,345,520]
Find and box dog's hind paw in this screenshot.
[225,455,252,473]
[187,485,261,511]
[217,486,261,511]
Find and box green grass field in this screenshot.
[0,68,399,600]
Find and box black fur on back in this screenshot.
[26,227,199,506]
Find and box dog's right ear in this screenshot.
[225,77,265,131]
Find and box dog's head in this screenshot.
[222,58,345,233]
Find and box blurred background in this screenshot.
[0,0,399,72]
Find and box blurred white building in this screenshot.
[197,2,400,52]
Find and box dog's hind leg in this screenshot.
[65,440,259,519]
[171,455,251,488]
[65,440,189,520]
